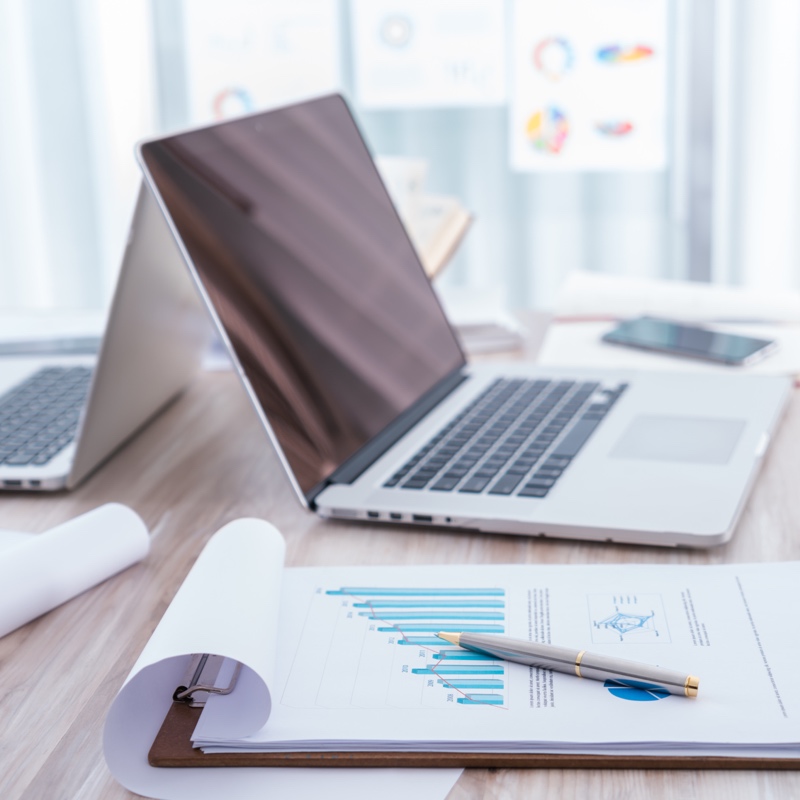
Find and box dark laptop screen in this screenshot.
[139,95,465,496]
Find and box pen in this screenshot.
[436,631,699,698]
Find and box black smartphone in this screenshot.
[601,316,777,366]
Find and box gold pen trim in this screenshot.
[684,675,700,698]
[575,649,586,678]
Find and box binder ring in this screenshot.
[173,653,242,705]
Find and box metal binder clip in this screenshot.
[173,653,242,707]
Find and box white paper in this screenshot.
[183,0,341,124]
[103,519,461,800]
[510,0,668,171]
[0,503,149,639]
[551,270,800,323]
[352,0,506,108]
[0,529,33,552]
[192,559,800,757]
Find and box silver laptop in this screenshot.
[0,185,210,491]
[136,94,791,548]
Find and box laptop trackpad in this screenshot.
[611,416,746,465]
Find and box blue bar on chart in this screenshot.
[397,638,445,646]
[457,695,505,705]
[439,679,505,689]
[377,624,504,633]
[352,600,504,608]
[431,651,498,661]
[326,587,505,596]
[359,612,504,620]
[412,667,504,675]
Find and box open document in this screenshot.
[103,519,462,799]
[106,520,800,775]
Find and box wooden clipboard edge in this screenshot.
[149,701,800,770]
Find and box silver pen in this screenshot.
[437,631,699,698]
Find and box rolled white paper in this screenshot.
[0,503,149,638]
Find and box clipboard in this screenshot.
[148,654,800,771]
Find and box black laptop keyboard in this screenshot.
[0,366,92,467]
[383,377,627,499]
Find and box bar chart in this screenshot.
[281,585,507,709]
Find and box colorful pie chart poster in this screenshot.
[183,0,341,124]
[510,0,668,171]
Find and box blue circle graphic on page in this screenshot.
[604,678,670,701]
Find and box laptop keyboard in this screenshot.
[383,377,627,499]
[0,366,92,467]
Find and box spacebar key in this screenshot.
[551,418,601,458]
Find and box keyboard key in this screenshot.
[524,477,556,489]
[505,464,530,475]
[401,479,429,489]
[431,477,460,491]
[550,418,602,458]
[523,446,545,457]
[5,451,35,466]
[534,468,562,479]
[459,476,492,493]
[518,486,549,498]
[489,473,524,495]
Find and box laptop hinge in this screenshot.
[307,367,468,507]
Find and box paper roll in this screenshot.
[0,503,150,638]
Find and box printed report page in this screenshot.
[194,562,800,754]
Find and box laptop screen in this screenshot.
[139,95,465,497]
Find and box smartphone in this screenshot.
[601,316,777,366]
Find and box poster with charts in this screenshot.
[183,0,341,124]
[510,0,668,172]
[351,0,506,108]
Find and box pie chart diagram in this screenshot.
[604,678,670,701]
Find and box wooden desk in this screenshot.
[3,345,800,798]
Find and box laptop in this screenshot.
[0,184,211,491]
[136,94,791,547]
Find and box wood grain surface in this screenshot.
[2,334,800,798]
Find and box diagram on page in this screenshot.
[587,592,670,643]
[281,585,508,709]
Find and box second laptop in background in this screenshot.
[0,185,210,491]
